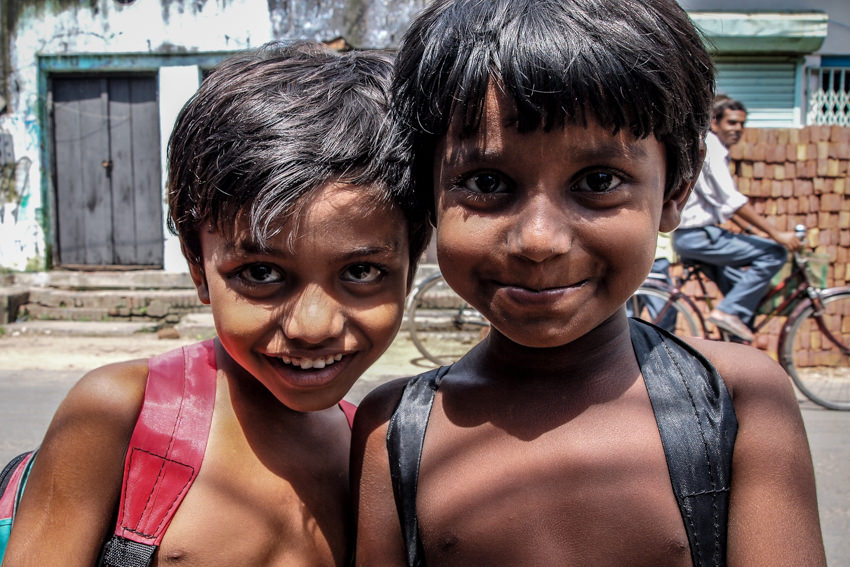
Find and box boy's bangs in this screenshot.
[396,0,714,197]
[409,1,677,142]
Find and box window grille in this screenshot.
[807,67,850,126]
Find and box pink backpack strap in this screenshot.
[0,451,36,519]
[339,400,357,428]
[100,340,217,566]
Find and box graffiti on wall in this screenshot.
[0,114,42,271]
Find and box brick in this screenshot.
[788,128,800,144]
[804,160,818,177]
[752,144,768,161]
[782,180,794,198]
[817,141,830,160]
[827,159,841,177]
[814,178,825,194]
[739,162,754,178]
[753,161,766,179]
[822,193,842,212]
[830,125,850,143]
[840,211,850,229]
[835,177,846,195]
[785,161,796,179]
[794,179,813,196]
[840,231,850,247]
[728,143,746,160]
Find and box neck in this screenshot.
[472,312,635,383]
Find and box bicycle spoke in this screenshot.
[782,289,850,410]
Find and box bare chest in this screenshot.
[151,454,348,566]
[415,402,692,566]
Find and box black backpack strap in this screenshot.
[387,366,449,567]
[629,318,737,567]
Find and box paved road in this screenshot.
[1,331,847,564]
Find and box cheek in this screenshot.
[356,301,405,353]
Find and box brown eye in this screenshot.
[343,264,383,284]
[464,172,508,194]
[240,264,284,284]
[574,171,621,193]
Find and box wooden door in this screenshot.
[51,75,163,267]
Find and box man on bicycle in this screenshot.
[673,96,802,342]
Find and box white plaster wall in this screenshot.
[158,65,202,273]
[5,0,274,271]
[3,0,430,271]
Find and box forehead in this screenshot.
[439,86,656,162]
[719,109,747,123]
[233,182,406,251]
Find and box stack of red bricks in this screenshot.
[678,125,849,356]
[729,124,849,292]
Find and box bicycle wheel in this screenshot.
[781,288,850,410]
[407,273,489,365]
[626,285,703,338]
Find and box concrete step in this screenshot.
[1,270,205,325]
[8,270,195,290]
[20,288,207,324]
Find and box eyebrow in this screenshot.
[228,240,402,260]
[442,133,650,165]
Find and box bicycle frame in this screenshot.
[779,286,850,358]
[673,248,822,339]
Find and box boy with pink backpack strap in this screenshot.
[2,40,429,566]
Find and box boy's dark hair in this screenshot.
[168,41,430,268]
[712,96,747,123]
[392,0,715,212]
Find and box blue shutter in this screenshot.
[714,60,799,127]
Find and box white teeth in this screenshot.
[280,354,344,370]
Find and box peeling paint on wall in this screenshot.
[0,0,424,270]
[0,112,43,270]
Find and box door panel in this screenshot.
[52,75,162,267]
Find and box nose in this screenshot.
[283,285,345,344]
[507,194,571,263]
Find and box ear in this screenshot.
[709,116,721,135]
[187,259,211,305]
[659,144,706,233]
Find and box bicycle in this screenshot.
[627,225,850,411]
[405,270,490,365]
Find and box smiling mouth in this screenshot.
[278,353,344,370]
[502,280,587,293]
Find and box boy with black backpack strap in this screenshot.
[2,40,429,566]
[351,1,826,565]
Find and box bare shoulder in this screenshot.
[352,376,412,565]
[3,358,151,565]
[681,338,826,564]
[352,376,410,437]
[679,337,797,409]
[63,358,151,422]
